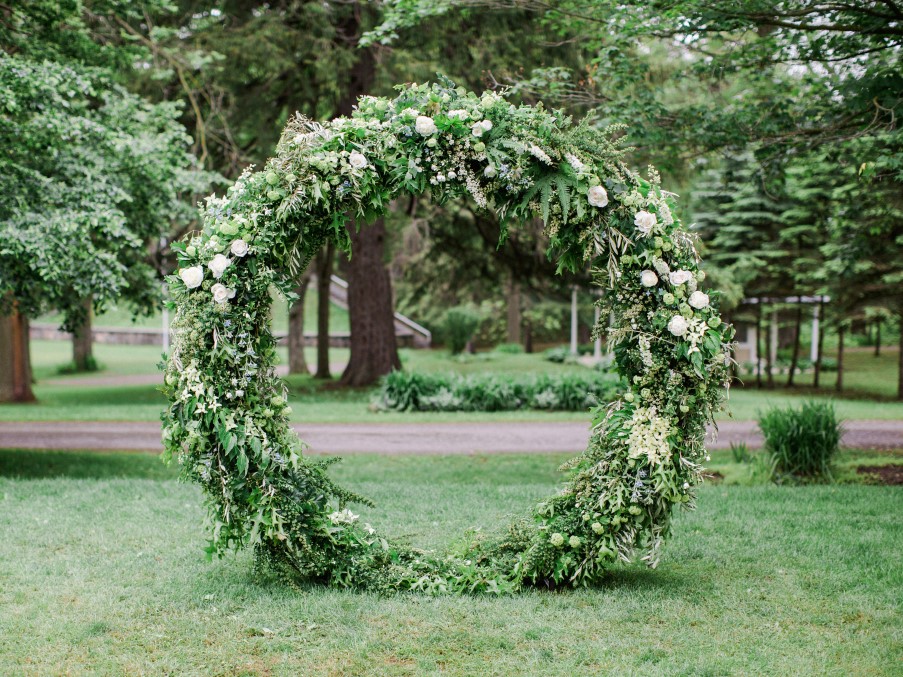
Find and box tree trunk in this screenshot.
[340,218,401,386]
[897,309,903,400]
[814,299,825,388]
[314,243,335,379]
[506,272,521,345]
[288,270,313,375]
[786,304,803,387]
[331,7,399,386]
[72,297,94,372]
[524,319,533,354]
[0,307,36,403]
[874,318,881,357]
[836,322,845,393]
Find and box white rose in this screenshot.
[640,270,658,287]
[230,239,249,257]
[211,283,231,304]
[480,119,493,132]
[207,253,231,279]
[348,151,368,169]
[587,185,609,208]
[668,315,689,337]
[689,291,710,309]
[471,121,484,137]
[178,265,204,289]
[634,210,657,236]
[669,270,693,286]
[448,109,469,120]
[484,165,497,178]
[415,115,437,135]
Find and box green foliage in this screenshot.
[758,402,843,481]
[162,81,733,593]
[544,346,574,364]
[492,342,524,354]
[373,370,622,412]
[0,4,217,331]
[56,357,101,375]
[442,306,483,354]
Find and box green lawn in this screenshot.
[0,449,899,675]
[38,284,351,335]
[5,342,903,423]
[758,347,903,400]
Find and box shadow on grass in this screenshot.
[0,449,177,480]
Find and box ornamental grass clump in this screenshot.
[758,402,842,481]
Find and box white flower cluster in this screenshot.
[634,210,657,237]
[638,335,655,368]
[685,318,710,354]
[565,152,587,174]
[177,238,251,304]
[626,406,673,466]
[348,151,368,170]
[587,185,609,208]
[415,115,437,135]
[328,508,359,525]
[528,143,553,164]
[471,119,493,137]
[640,270,658,287]
[668,269,693,286]
[688,291,709,309]
[668,315,689,337]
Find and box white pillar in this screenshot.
[570,286,578,355]
[810,303,820,362]
[747,325,758,365]
[593,303,602,360]
[769,308,779,367]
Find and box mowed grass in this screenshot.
[4,342,902,423]
[0,449,900,675]
[753,346,903,400]
[38,284,351,335]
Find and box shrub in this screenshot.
[493,342,524,354]
[374,370,622,412]
[543,346,573,363]
[757,402,843,480]
[818,357,838,372]
[57,356,100,374]
[443,306,482,354]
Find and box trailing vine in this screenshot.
[161,80,733,593]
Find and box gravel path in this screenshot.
[0,420,900,454]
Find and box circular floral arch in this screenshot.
[162,81,733,593]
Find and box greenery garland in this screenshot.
[162,80,733,593]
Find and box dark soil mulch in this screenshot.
[856,464,903,485]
